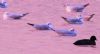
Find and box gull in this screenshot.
[50,28,77,36]
[0,0,8,8]
[61,15,83,24]
[65,3,89,12]
[27,22,53,30]
[3,12,29,20]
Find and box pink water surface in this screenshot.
[0,0,100,54]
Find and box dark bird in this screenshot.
[73,36,97,45]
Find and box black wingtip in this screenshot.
[90,14,95,16]
[61,16,67,20]
[84,3,90,7]
[22,13,29,16]
[27,23,34,26]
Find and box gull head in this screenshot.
[46,22,53,29]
